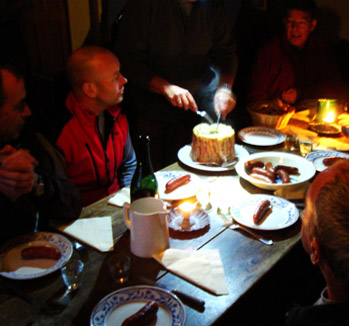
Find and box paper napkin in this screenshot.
[108,187,130,207]
[153,249,228,295]
[52,216,114,252]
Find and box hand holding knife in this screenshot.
[138,276,205,312]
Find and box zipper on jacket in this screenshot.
[85,142,101,187]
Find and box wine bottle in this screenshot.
[130,135,158,202]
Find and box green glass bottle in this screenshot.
[130,135,158,202]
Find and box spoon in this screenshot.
[229,220,273,246]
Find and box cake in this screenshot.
[191,123,236,165]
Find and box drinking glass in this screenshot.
[299,138,313,157]
[61,259,84,291]
[108,255,131,284]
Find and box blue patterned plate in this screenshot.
[238,127,286,146]
[306,150,349,172]
[0,232,72,280]
[90,285,186,326]
[231,194,299,231]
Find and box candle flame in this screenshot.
[323,111,335,123]
[179,202,196,213]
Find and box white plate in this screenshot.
[90,285,186,326]
[0,232,73,280]
[306,150,349,172]
[235,151,316,190]
[177,144,249,172]
[238,127,286,146]
[231,194,299,231]
[156,171,201,201]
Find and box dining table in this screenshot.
[0,135,322,326]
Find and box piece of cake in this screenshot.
[191,123,235,165]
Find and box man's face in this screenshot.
[0,70,31,143]
[91,53,127,113]
[284,9,317,49]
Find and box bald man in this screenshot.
[56,46,136,206]
[286,160,349,325]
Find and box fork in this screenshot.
[229,221,273,246]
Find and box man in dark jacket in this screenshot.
[0,65,81,244]
[285,160,349,325]
[114,0,238,170]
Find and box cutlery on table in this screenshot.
[229,220,273,246]
[196,110,214,124]
[138,276,205,312]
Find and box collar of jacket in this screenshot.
[65,92,121,123]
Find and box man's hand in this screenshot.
[150,76,198,112]
[214,88,236,120]
[163,85,198,112]
[281,88,298,104]
[0,148,38,201]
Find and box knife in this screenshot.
[138,276,205,312]
[197,110,214,124]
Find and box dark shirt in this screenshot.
[247,33,340,104]
[114,0,238,118]
[0,128,82,245]
[285,302,349,326]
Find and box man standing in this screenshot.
[0,65,81,244]
[286,160,349,325]
[56,46,136,206]
[114,0,238,170]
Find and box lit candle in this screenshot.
[317,99,337,123]
[178,202,196,230]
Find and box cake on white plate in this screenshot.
[191,123,235,165]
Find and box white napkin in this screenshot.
[108,187,130,207]
[153,249,228,295]
[52,216,114,252]
[274,182,311,200]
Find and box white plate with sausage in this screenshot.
[238,127,286,146]
[230,194,299,231]
[235,151,316,191]
[156,171,201,201]
[177,144,249,172]
[306,150,349,172]
[0,232,72,280]
[90,285,186,326]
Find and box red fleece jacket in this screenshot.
[56,93,128,206]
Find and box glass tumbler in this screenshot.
[61,259,84,291]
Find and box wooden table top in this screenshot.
[0,157,304,326]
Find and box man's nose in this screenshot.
[22,104,31,117]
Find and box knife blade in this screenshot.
[138,276,205,311]
[197,110,214,124]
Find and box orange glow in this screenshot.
[179,202,196,213]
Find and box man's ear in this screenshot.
[82,82,97,98]
[310,237,321,265]
[310,19,317,32]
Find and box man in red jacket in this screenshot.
[247,0,340,105]
[56,46,136,206]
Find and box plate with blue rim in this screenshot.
[306,150,349,172]
[231,194,299,231]
[0,232,73,280]
[238,127,286,146]
[90,285,186,326]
